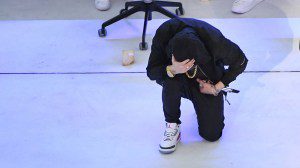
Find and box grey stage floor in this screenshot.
[0,0,300,168]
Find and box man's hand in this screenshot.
[169,55,195,75]
[215,81,225,91]
[196,79,218,96]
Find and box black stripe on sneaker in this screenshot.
[159,145,175,149]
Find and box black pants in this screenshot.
[162,75,225,142]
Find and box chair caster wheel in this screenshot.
[98,29,107,37]
[139,42,148,50]
[175,8,184,16]
[120,9,127,15]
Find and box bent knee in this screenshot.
[201,133,222,142]
[198,128,223,142]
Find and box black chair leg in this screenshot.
[148,11,152,21]
[140,9,150,50]
[155,1,182,8]
[154,1,184,16]
[125,1,144,10]
[100,6,142,36]
[152,4,178,18]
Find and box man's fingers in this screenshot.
[181,59,195,71]
[197,78,203,83]
[196,78,204,84]
[179,59,190,65]
[185,59,195,65]
[183,65,194,71]
[185,60,195,68]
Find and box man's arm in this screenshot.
[147,18,187,85]
[218,37,248,87]
[197,37,247,95]
[146,27,169,85]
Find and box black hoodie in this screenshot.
[146,18,248,86]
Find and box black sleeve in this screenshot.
[218,37,248,86]
[146,25,170,85]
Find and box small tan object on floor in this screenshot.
[122,50,135,66]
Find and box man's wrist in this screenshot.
[215,81,225,91]
[210,85,218,96]
[168,65,177,75]
[212,81,225,96]
[166,65,175,78]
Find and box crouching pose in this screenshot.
[146,18,248,154]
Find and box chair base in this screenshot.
[99,1,184,50]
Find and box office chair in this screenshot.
[98,0,184,50]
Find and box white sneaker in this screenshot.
[232,0,264,14]
[95,0,111,11]
[159,123,181,154]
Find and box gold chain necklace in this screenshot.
[186,66,198,78]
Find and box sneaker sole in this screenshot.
[159,133,181,154]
